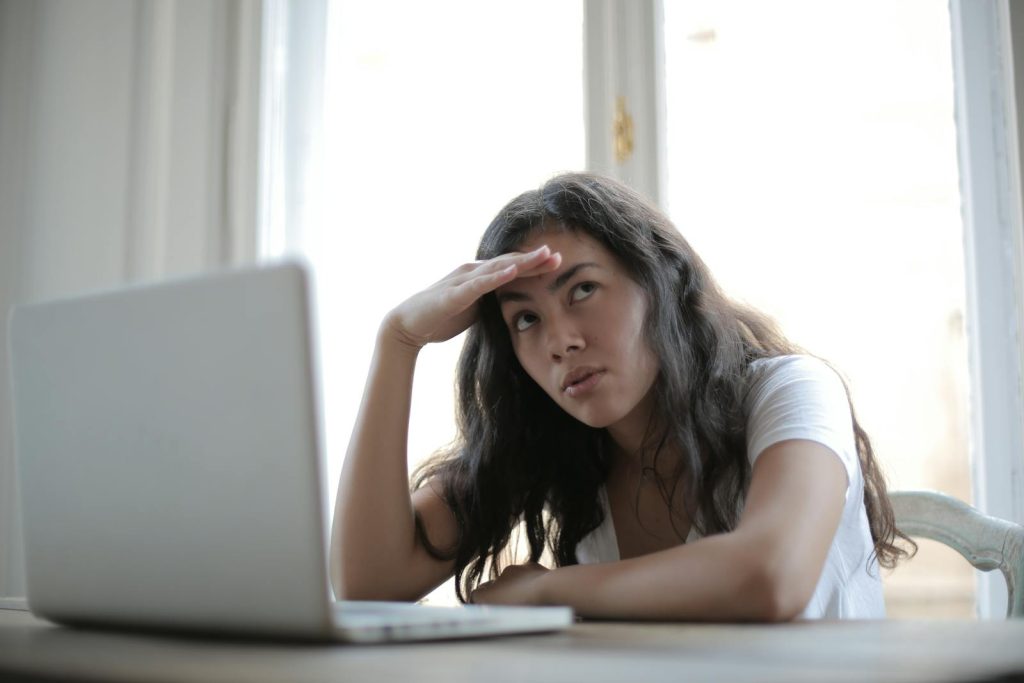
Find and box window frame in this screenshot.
[948,0,1024,619]
[584,0,666,205]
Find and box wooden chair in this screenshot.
[890,490,1024,618]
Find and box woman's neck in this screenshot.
[605,390,680,478]
[605,391,655,457]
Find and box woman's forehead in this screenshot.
[494,230,633,302]
[508,228,607,259]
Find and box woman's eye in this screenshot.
[571,282,597,302]
[515,313,538,332]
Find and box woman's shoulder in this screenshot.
[746,354,847,397]
[743,355,854,441]
[748,353,838,374]
[743,353,858,476]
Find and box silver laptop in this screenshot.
[8,260,573,642]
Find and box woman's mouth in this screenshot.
[562,369,606,398]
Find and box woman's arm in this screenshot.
[330,246,562,601]
[471,438,847,621]
[330,327,457,602]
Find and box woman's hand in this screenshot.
[383,245,561,351]
[470,562,551,606]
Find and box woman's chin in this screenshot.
[563,406,624,430]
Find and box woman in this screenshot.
[330,172,913,620]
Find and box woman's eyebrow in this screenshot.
[549,262,600,292]
[495,262,602,305]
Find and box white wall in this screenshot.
[0,0,261,600]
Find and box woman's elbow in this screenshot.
[329,555,387,601]
[752,581,808,623]
[740,554,815,622]
[328,551,422,602]
[328,538,379,601]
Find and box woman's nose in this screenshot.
[546,317,585,361]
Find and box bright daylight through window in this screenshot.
[663,1,972,616]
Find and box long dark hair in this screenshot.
[412,172,913,602]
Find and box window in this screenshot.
[661,0,971,616]
[259,0,1023,616]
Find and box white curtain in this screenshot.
[0,0,263,601]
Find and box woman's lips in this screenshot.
[563,370,605,398]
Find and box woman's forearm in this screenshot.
[537,531,799,622]
[330,324,423,599]
[331,249,562,601]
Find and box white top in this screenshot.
[575,355,886,619]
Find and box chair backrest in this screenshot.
[890,490,1024,618]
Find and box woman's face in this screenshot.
[495,229,660,432]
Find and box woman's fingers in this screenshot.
[388,245,563,348]
[449,249,561,309]
[513,251,562,279]
[447,263,518,309]
[447,245,558,287]
[458,249,562,294]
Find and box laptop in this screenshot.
[7,260,573,642]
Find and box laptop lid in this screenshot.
[9,261,335,637]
